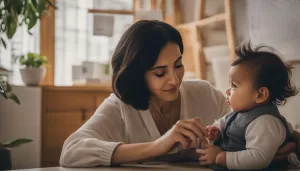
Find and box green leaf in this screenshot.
[0,37,6,49]
[46,0,58,9]
[6,13,17,39]
[28,17,37,30]
[19,52,48,68]
[2,139,33,148]
[19,55,25,65]
[8,93,20,105]
[1,21,6,32]
[0,84,8,99]
[6,83,12,92]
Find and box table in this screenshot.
[12,163,300,171]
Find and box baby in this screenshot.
[198,42,298,170]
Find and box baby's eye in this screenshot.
[231,83,237,88]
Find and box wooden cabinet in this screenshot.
[0,85,112,169]
[41,86,111,167]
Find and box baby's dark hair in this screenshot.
[232,42,298,105]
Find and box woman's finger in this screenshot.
[178,120,205,138]
[175,124,198,142]
[276,142,296,154]
[190,117,208,137]
[174,132,190,149]
[175,126,197,143]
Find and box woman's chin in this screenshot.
[161,91,179,102]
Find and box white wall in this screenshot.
[0,86,42,169]
[279,65,300,133]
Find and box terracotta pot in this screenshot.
[0,147,12,170]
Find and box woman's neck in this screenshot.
[150,95,180,114]
[150,97,169,111]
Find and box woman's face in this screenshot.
[145,42,185,103]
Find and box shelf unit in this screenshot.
[175,0,236,79]
[87,0,236,80]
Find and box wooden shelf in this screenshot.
[287,60,300,66]
[88,9,134,15]
[175,13,226,29]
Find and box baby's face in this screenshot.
[226,65,258,112]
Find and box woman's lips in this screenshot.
[164,87,177,93]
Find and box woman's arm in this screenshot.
[59,98,126,167]
[60,96,208,167]
[111,142,158,164]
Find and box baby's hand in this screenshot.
[205,125,220,141]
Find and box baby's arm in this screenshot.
[217,115,286,170]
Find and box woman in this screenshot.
[60,20,296,167]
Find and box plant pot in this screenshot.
[0,147,12,170]
[20,67,46,86]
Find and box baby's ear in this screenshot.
[256,87,269,104]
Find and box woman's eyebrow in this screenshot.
[150,55,182,71]
[174,56,182,63]
[149,65,167,71]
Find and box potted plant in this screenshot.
[0,83,32,170]
[0,0,56,92]
[0,0,56,169]
[18,52,48,86]
[0,139,32,170]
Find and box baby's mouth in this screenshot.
[226,98,231,105]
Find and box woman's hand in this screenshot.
[152,117,207,156]
[273,141,297,161]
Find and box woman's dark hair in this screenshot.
[111,20,183,110]
[232,42,298,105]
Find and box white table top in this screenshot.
[13,163,300,171]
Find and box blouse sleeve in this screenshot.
[59,95,126,167]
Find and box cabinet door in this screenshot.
[42,111,82,167]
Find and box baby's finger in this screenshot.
[199,160,209,166]
[196,149,207,155]
[199,155,207,161]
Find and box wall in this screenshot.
[0,86,42,169]
[234,0,300,61]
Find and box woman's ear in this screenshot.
[256,87,269,104]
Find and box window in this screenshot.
[55,0,133,86]
[0,23,40,85]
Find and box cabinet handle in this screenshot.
[81,109,87,121]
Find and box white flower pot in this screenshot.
[20,67,46,86]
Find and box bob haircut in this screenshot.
[111,20,184,110]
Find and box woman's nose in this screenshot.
[169,71,179,85]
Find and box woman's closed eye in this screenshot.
[175,64,183,68]
[155,72,165,78]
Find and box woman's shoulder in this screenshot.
[98,93,135,112]
[101,93,128,108]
